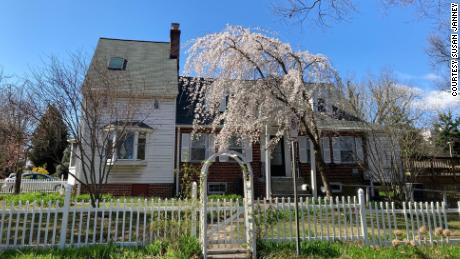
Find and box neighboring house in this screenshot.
[176,79,369,198]
[69,23,181,197]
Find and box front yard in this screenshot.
[1,240,460,258]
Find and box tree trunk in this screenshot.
[13,168,22,194]
[312,141,332,197]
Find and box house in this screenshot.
[69,23,181,197]
[70,23,377,198]
[176,79,369,198]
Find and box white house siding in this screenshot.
[106,98,176,184]
[74,37,178,188]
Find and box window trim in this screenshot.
[208,182,227,195]
[106,129,150,164]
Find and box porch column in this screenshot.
[310,140,317,198]
[265,125,271,199]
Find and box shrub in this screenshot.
[208,194,242,200]
[31,165,49,175]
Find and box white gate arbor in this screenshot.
[200,151,256,259]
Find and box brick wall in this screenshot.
[80,183,174,197]
[176,127,367,198]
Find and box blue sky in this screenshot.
[0,0,450,92]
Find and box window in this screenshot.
[208,183,227,194]
[106,133,114,160]
[108,57,127,70]
[137,132,146,160]
[219,137,243,162]
[330,182,343,193]
[339,137,355,163]
[106,130,149,161]
[191,135,207,161]
[332,136,364,164]
[181,133,215,162]
[317,98,326,112]
[118,132,135,159]
[228,137,243,154]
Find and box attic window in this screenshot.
[108,57,127,70]
[317,98,326,112]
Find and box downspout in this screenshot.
[175,127,181,196]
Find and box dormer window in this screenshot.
[108,57,127,70]
[317,98,326,112]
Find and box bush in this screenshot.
[208,194,242,200]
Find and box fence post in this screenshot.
[191,181,197,237]
[358,188,368,244]
[59,183,72,248]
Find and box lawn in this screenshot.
[257,240,460,259]
[1,240,459,258]
[0,235,201,259]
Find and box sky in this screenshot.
[0,0,458,112]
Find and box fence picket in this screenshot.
[0,189,458,250]
[425,202,432,244]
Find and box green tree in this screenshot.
[433,112,460,156]
[29,105,68,174]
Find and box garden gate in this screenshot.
[199,151,256,259]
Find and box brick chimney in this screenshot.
[170,23,180,60]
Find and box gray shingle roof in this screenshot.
[87,38,178,97]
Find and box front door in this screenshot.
[271,137,286,176]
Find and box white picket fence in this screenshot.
[0,179,67,194]
[0,186,199,248]
[254,191,460,245]
[0,186,459,250]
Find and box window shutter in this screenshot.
[206,134,216,162]
[321,137,331,163]
[219,95,227,112]
[181,133,191,162]
[355,137,364,162]
[298,136,308,163]
[332,137,341,164]
[242,140,253,162]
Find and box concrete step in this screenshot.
[208,253,250,259]
[207,247,251,258]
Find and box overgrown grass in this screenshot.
[257,240,460,259]
[0,235,201,259]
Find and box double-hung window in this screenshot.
[332,136,364,164]
[191,135,207,161]
[219,136,252,162]
[181,133,214,162]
